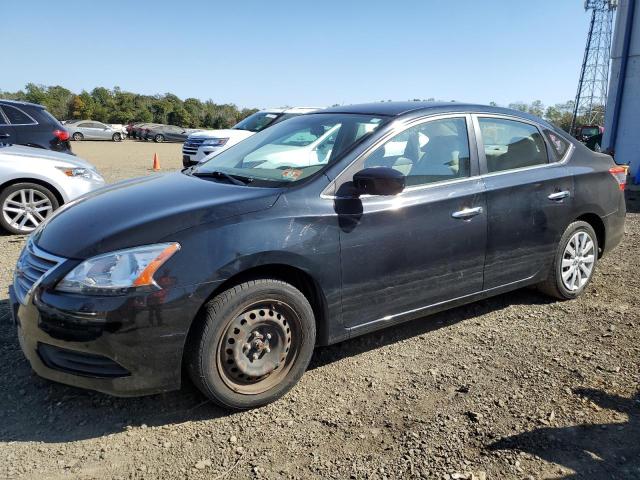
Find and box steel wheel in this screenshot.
[216,301,300,395]
[561,230,596,291]
[2,188,54,233]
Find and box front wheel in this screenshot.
[538,221,598,300]
[0,183,59,235]
[187,279,316,410]
[154,134,164,143]
[112,132,122,142]
[72,132,83,141]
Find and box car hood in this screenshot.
[0,145,95,170]
[188,129,254,140]
[34,172,281,259]
[0,145,97,171]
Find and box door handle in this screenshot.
[452,206,483,219]
[0,133,10,138]
[548,190,570,201]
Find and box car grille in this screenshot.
[182,137,206,155]
[13,241,64,304]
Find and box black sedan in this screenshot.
[11,102,626,409]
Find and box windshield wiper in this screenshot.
[192,170,252,186]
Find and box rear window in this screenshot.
[544,129,571,159]
[2,105,35,125]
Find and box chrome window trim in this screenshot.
[1,105,38,126]
[473,113,575,177]
[321,112,475,199]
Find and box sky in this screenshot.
[2,0,594,109]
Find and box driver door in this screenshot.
[334,115,487,331]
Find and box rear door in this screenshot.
[335,114,487,330]
[2,104,40,147]
[0,108,16,145]
[474,115,574,288]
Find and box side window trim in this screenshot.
[2,105,38,126]
[472,113,553,176]
[325,113,479,198]
[0,107,9,125]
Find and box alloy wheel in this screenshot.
[561,230,595,291]
[1,188,53,233]
[217,301,300,395]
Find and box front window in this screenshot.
[233,111,282,132]
[193,113,389,185]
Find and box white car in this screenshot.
[0,145,105,234]
[181,107,319,166]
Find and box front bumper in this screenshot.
[10,278,206,397]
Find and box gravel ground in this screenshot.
[0,141,638,480]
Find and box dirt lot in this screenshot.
[0,141,638,480]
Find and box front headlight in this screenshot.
[56,243,180,295]
[56,166,92,179]
[202,138,229,147]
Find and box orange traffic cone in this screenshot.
[152,153,160,171]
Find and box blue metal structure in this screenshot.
[603,0,639,182]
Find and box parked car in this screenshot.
[67,121,125,142]
[0,99,71,153]
[11,102,626,410]
[134,123,162,140]
[0,144,104,234]
[144,124,198,143]
[182,107,319,167]
[585,132,603,152]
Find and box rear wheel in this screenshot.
[0,183,59,235]
[538,221,598,299]
[154,134,164,143]
[187,279,316,409]
[72,132,83,141]
[112,132,122,142]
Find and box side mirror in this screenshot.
[353,167,405,196]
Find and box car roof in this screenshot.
[0,98,45,109]
[260,107,321,114]
[319,101,552,126]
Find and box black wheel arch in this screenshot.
[575,212,606,257]
[183,263,330,372]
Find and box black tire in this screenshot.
[112,133,122,142]
[72,132,83,141]
[187,279,316,410]
[154,134,164,143]
[538,221,599,300]
[0,182,60,235]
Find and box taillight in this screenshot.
[609,166,628,191]
[53,129,69,141]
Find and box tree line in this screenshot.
[0,83,259,129]
[1,84,597,133]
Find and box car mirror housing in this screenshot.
[353,167,405,196]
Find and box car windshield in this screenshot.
[581,127,600,137]
[193,113,389,185]
[233,111,283,132]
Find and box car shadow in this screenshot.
[0,287,552,444]
[489,388,640,479]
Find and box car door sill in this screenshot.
[346,274,537,337]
